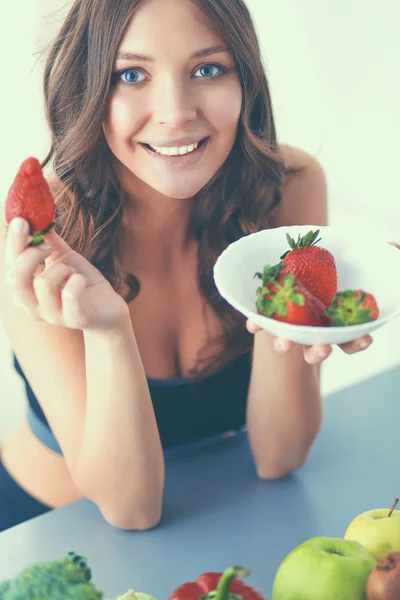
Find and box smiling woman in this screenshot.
[42,0,285,376]
[0,0,375,534]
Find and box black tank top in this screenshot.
[13,352,251,448]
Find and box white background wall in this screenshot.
[1,1,399,442]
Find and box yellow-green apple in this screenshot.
[271,536,376,600]
[366,552,400,600]
[344,498,400,561]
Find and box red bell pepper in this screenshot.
[168,565,267,600]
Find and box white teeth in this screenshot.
[149,142,199,156]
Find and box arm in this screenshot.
[79,318,165,530]
[246,146,327,479]
[0,216,164,530]
[247,333,322,479]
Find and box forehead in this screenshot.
[118,0,224,53]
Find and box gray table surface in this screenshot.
[0,365,399,598]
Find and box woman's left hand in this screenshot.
[246,320,373,365]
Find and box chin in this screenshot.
[148,177,214,200]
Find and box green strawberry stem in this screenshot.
[5,220,56,247]
[28,221,56,246]
[280,229,321,260]
[254,262,283,284]
[324,290,374,326]
[388,498,399,518]
[256,273,304,317]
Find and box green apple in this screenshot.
[271,536,376,600]
[344,498,400,561]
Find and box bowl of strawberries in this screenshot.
[213,225,400,345]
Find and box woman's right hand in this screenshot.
[3,217,129,333]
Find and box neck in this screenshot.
[119,171,195,273]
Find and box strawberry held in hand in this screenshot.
[255,263,327,326]
[280,229,338,307]
[5,157,56,246]
[325,289,379,326]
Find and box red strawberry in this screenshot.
[255,264,327,326]
[5,157,55,246]
[280,229,338,307]
[324,289,379,326]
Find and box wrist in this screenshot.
[83,301,132,341]
[253,329,315,368]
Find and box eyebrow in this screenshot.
[116,44,230,62]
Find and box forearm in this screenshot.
[76,312,164,530]
[246,331,322,479]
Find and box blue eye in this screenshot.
[112,63,228,87]
[194,64,227,79]
[116,68,146,85]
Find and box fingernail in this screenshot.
[276,339,289,353]
[307,355,321,365]
[359,340,370,350]
[11,218,27,234]
[39,243,52,251]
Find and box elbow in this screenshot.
[100,504,163,531]
[255,452,310,481]
[252,420,321,481]
[73,458,165,531]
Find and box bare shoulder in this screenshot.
[275,144,328,227]
[278,144,319,171]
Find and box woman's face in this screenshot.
[103,0,242,200]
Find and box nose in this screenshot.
[152,75,197,128]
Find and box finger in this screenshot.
[388,241,400,250]
[4,218,31,267]
[338,335,373,354]
[43,229,98,280]
[41,230,75,270]
[273,338,294,354]
[12,263,46,308]
[62,273,88,329]
[33,263,46,278]
[303,344,332,364]
[43,228,74,255]
[34,263,76,324]
[246,320,262,334]
[6,244,53,314]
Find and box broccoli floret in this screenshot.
[0,551,103,599]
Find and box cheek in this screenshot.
[103,94,143,145]
[203,83,242,133]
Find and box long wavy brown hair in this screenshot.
[39,0,289,379]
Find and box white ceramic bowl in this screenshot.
[213,225,400,345]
